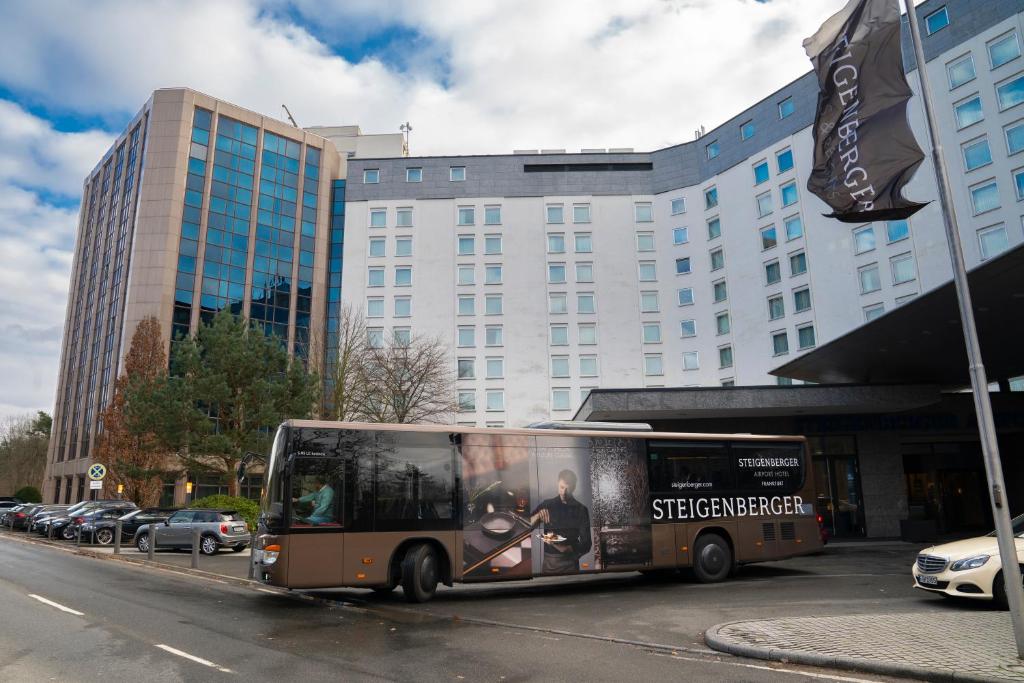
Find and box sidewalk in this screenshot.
[706,611,1024,682]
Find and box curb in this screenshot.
[704,620,1000,683]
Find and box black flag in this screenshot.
[804,0,926,223]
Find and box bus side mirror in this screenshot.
[236,461,247,483]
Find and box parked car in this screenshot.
[26,505,70,533]
[1,503,30,526]
[913,513,1024,609]
[0,496,23,504]
[100,507,179,541]
[136,509,250,555]
[50,500,137,540]
[9,504,44,529]
[74,505,139,543]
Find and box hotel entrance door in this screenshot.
[810,436,866,538]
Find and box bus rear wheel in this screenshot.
[693,533,732,583]
[401,543,439,603]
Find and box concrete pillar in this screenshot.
[857,432,908,538]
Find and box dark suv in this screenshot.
[74,505,141,544]
[136,509,250,555]
[87,507,179,544]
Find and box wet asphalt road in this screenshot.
[0,534,954,682]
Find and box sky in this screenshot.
[0,0,862,421]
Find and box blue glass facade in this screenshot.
[174,107,212,339]
[323,178,345,399]
[294,146,320,359]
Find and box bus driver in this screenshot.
[530,469,592,573]
[293,475,334,525]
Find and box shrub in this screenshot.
[14,486,41,503]
[187,494,259,528]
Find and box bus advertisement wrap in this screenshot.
[651,495,807,521]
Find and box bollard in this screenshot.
[113,519,122,555]
[76,524,82,548]
[191,526,200,569]
[147,523,156,561]
[48,523,54,540]
[247,530,257,580]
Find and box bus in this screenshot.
[247,420,822,602]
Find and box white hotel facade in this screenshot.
[340,0,1024,428]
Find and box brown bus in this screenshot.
[248,420,822,602]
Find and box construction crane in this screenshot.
[282,104,298,128]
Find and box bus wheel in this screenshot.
[401,543,439,603]
[693,533,731,583]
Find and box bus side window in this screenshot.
[374,432,455,531]
[647,440,733,492]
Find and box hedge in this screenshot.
[187,494,259,528]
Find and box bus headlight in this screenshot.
[261,544,281,565]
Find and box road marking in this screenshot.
[27,593,84,616]
[650,651,883,682]
[155,644,234,674]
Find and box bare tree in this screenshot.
[310,303,372,421]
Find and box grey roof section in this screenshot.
[346,0,1024,203]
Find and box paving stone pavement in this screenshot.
[706,611,1024,682]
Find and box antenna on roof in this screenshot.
[399,121,413,155]
[282,104,298,128]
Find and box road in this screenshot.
[0,535,943,682]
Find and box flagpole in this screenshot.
[902,0,1024,657]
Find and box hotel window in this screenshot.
[678,287,694,306]
[713,279,728,303]
[704,186,719,209]
[458,206,475,225]
[577,293,596,314]
[369,208,387,228]
[552,389,572,411]
[760,225,777,250]
[574,233,593,253]
[486,325,503,346]
[978,224,1010,259]
[644,354,664,376]
[721,379,735,387]
[854,225,875,253]
[753,161,769,185]
[989,33,1021,69]
[485,264,503,285]
[450,166,466,182]
[395,237,412,257]
[485,390,504,411]
[549,293,568,314]
[394,266,412,287]
[675,257,691,275]
[364,169,380,184]
[457,265,474,286]
[550,324,569,345]
[458,391,475,412]
[946,54,976,89]
[706,140,720,159]
[367,267,385,287]
[924,6,948,35]
[715,312,730,336]
[486,357,504,379]
[548,263,567,284]
[485,294,503,315]
[368,238,386,257]
[579,356,598,377]
[573,204,591,223]
[707,217,721,240]
[896,293,918,305]
[458,358,475,379]
[962,137,992,171]
[886,219,910,243]
[954,95,983,129]
[756,191,773,217]
[484,205,501,225]
[710,248,725,271]
[797,324,816,350]
[765,259,782,285]
[778,97,795,119]
[638,261,657,282]
[863,303,885,321]
[772,331,789,356]
[367,328,385,349]
[673,227,689,245]
[670,198,686,215]
[1015,168,1024,199]
[635,202,654,222]
[394,297,411,317]
[396,208,413,227]
[458,235,475,255]
[639,291,659,313]
[458,295,475,315]
[794,287,812,312]
[1007,121,1024,154]
[785,215,803,241]
[406,167,422,182]
[789,250,807,276]
[740,120,755,140]
[547,204,564,224]
[458,326,475,347]
[683,351,700,371]
[719,345,733,369]
[891,253,916,284]
[575,262,594,283]
[776,148,794,173]
[859,263,881,293]
[680,319,696,337]
[485,235,502,254]
[970,180,1000,214]
[768,295,784,320]
[578,324,597,345]
[642,323,662,344]
[777,376,794,386]
[548,233,566,253]
[998,74,1024,110]
[636,232,655,251]
[781,182,798,207]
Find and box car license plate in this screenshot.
[232,525,245,532]
[917,574,938,586]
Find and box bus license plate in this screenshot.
[917,574,938,586]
